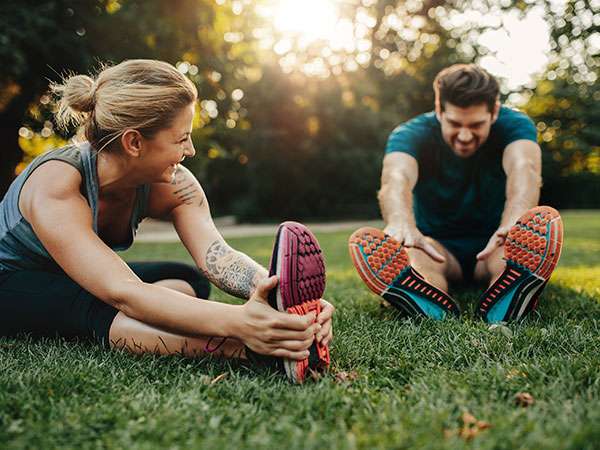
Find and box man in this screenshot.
[349,64,563,323]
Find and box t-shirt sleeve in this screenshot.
[494,107,538,149]
[385,115,432,159]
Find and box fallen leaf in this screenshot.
[210,373,228,385]
[514,392,535,407]
[459,426,478,440]
[444,412,492,441]
[335,370,359,384]
[476,420,491,430]
[461,412,477,425]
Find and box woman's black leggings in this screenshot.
[0,261,210,348]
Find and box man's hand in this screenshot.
[476,224,512,260]
[384,223,446,263]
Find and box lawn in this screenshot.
[1,211,599,449]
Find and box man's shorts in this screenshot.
[0,261,210,348]
[435,235,490,283]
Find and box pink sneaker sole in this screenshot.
[268,221,329,383]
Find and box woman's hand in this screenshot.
[316,299,334,346]
[235,276,321,360]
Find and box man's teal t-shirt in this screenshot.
[385,106,537,239]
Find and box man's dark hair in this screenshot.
[433,64,499,112]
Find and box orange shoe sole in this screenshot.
[349,227,459,319]
[478,206,563,322]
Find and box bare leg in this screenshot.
[108,312,246,359]
[108,280,243,359]
[474,245,505,287]
[407,237,463,292]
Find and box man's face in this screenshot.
[436,102,499,158]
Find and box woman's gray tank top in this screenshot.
[0,142,150,273]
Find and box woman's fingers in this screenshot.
[267,323,320,341]
[273,310,316,330]
[315,299,334,344]
[317,299,334,325]
[253,275,278,301]
[316,319,332,344]
[270,348,311,361]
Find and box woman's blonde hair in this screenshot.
[51,59,197,152]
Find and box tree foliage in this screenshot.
[1,0,598,217]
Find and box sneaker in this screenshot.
[348,227,459,320]
[477,206,563,323]
[268,221,330,383]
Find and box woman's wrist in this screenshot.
[223,304,245,340]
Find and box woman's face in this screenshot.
[141,103,196,183]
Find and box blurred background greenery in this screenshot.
[1,0,598,221]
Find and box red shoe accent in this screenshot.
[287,299,330,381]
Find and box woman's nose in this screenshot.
[184,141,196,158]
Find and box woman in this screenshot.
[0,59,333,382]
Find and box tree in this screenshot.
[0,0,240,197]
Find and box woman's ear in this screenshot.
[120,129,143,158]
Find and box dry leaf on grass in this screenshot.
[514,392,535,407]
[335,370,359,384]
[444,411,491,440]
[462,412,477,425]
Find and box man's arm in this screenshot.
[378,152,444,261]
[477,139,542,259]
[148,166,267,300]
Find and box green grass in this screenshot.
[2,211,600,449]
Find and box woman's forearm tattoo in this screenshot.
[203,240,266,299]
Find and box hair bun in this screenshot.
[62,74,96,113]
